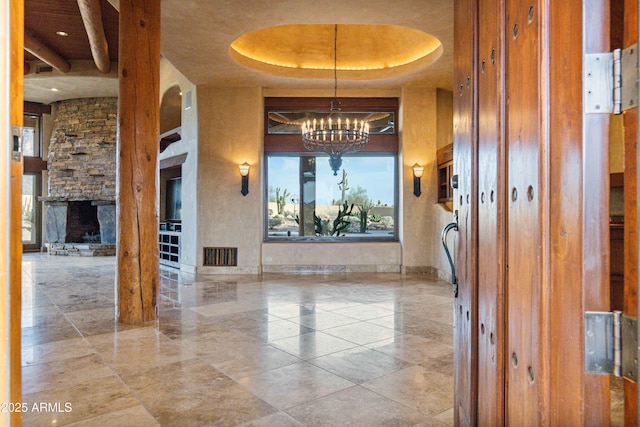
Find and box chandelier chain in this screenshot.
[300,23,370,175]
[334,24,337,100]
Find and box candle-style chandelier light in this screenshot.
[301,25,370,176]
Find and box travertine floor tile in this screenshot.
[323,321,397,345]
[289,310,361,330]
[238,362,354,410]
[270,331,359,359]
[21,254,457,426]
[88,328,198,376]
[22,354,114,394]
[286,385,444,427]
[121,358,277,426]
[201,340,301,380]
[366,333,454,367]
[65,405,160,427]
[362,365,454,417]
[309,346,411,384]
[331,303,395,320]
[22,337,95,367]
[22,375,139,426]
[238,411,304,427]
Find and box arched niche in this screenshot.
[160,84,182,152]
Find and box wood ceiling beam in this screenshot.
[24,30,71,73]
[77,0,111,74]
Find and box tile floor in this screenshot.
[21,253,455,426]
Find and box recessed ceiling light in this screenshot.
[56,31,68,37]
[50,88,59,92]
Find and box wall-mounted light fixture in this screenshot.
[239,162,250,196]
[412,163,424,197]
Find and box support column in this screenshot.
[116,0,160,324]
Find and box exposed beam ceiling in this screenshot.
[77,0,112,74]
[24,0,454,104]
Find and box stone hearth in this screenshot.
[44,200,116,256]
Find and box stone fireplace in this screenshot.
[44,97,117,256]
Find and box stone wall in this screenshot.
[47,97,117,201]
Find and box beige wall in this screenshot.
[400,87,454,278]
[178,82,454,277]
[262,242,402,273]
[159,58,199,271]
[197,86,263,273]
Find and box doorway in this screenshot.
[21,172,41,252]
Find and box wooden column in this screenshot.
[116,0,160,324]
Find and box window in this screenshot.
[23,114,41,158]
[264,97,399,242]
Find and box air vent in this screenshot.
[203,247,237,266]
[36,65,53,73]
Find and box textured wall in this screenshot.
[47,97,117,201]
[401,87,454,278]
[159,57,199,271]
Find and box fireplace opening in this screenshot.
[66,201,100,243]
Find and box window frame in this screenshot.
[264,97,399,243]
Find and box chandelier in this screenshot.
[301,25,370,176]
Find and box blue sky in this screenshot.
[267,155,396,206]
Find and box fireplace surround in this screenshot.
[44,97,118,256]
[44,200,116,256]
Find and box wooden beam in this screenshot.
[77,0,111,74]
[23,30,71,73]
[117,0,160,324]
[24,101,51,115]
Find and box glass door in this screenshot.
[22,173,41,251]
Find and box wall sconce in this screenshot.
[239,162,250,196]
[412,163,424,197]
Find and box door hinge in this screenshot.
[585,43,638,115]
[585,311,638,381]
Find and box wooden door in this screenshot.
[453,0,611,424]
[453,0,478,423]
[9,0,24,425]
[622,0,638,423]
[476,0,505,423]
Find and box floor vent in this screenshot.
[203,247,238,266]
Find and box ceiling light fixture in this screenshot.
[50,88,59,92]
[301,24,369,176]
[56,31,68,37]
